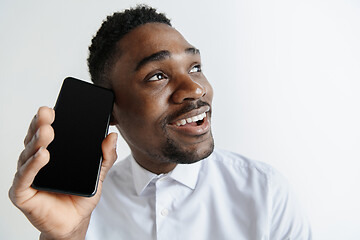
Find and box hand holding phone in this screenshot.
[32,77,114,197]
[9,78,118,239]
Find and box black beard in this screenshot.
[147,99,214,164]
[160,132,215,164]
[164,100,211,124]
[157,100,214,164]
[145,129,214,164]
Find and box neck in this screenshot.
[131,151,177,174]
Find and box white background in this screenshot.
[1,0,359,239]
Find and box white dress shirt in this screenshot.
[86,148,311,240]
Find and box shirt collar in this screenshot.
[169,160,202,190]
[130,155,158,195]
[130,155,202,196]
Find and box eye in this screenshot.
[189,64,202,73]
[148,72,168,81]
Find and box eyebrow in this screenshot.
[185,47,200,55]
[135,47,200,71]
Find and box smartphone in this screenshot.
[32,77,114,197]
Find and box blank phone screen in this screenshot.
[32,77,114,197]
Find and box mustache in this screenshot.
[165,100,211,124]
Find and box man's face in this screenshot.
[109,23,214,172]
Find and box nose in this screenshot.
[171,75,206,104]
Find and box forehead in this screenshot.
[117,23,194,60]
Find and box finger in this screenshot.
[24,107,55,146]
[18,124,54,170]
[10,147,50,203]
[98,133,118,184]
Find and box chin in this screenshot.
[161,134,215,164]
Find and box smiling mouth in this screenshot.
[172,111,208,127]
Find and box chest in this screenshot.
[89,174,270,240]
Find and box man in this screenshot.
[9,5,311,240]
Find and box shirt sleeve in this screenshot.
[268,168,312,240]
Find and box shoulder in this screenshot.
[207,148,274,178]
[204,148,292,195]
[208,149,312,237]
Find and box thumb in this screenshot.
[98,132,118,183]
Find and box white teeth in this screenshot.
[174,112,207,126]
[191,116,199,122]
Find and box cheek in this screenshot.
[114,89,169,135]
[114,100,169,151]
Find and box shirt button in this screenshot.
[161,208,169,217]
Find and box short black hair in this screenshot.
[88,5,171,87]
